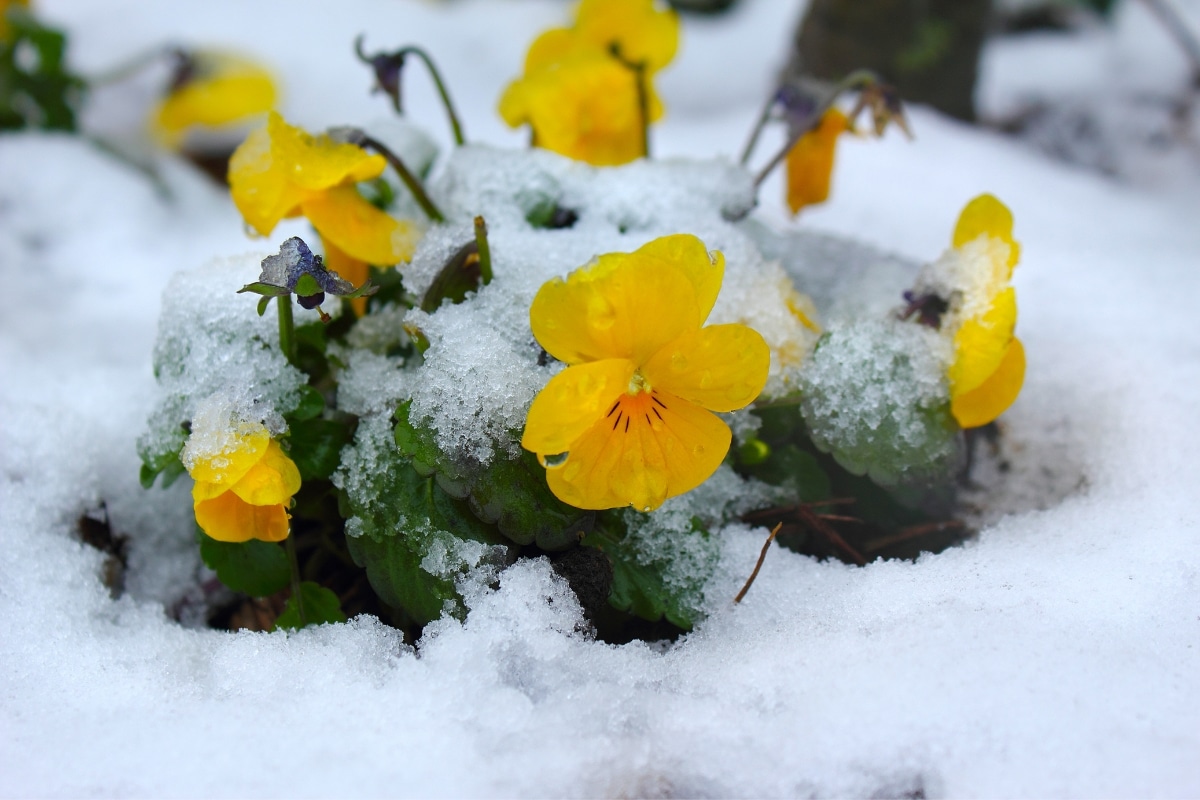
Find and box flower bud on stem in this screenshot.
[473,216,493,285]
[354,37,466,146]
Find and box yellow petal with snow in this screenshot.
[952,337,1025,428]
[229,439,301,506]
[267,112,386,192]
[531,248,702,365]
[643,324,770,412]
[152,55,276,148]
[302,184,418,266]
[194,492,290,543]
[228,122,305,236]
[786,109,848,214]
[575,0,680,73]
[545,390,730,511]
[186,424,270,487]
[498,51,644,166]
[949,287,1017,396]
[953,193,1020,275]
[631,234,724,325]
[522,358,636,456]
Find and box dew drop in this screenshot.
[671,352,689,372]
[543,452,569,468]
[692,444,706,456]
[698,371,713,388]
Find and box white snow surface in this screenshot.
[2,0,1200,797]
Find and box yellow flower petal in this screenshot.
[522,358,636,456]
[194,491,291,543]
[631,234,724,324]
[320,233,371,316]
[499,50,645,166]
[228,122,305,236]
[575,0,680,73]
[228,439,301,506]
[953,193,1020,275]
[524,27,579,72]
[152,53,276,148]
[267,112,386,192]
[786,109,848,214]
[643,324,770,412]
[545,390,730,511]
[531,247,703,365]
[951,337,1025,428]
[949,287,1017,396]
[185,424,270,487]
[302,184,418,266]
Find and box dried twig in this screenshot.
[734,523,783,604]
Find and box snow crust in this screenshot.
[2,0,1199,797]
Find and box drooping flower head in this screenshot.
[909,194,1025,428]
[785,108,849,214]
[238,236,378,318]
[182,409,301,543]
[151,49,277,148]
[499,0,679,166]
[522,234,770,511]
[228,112,419,272]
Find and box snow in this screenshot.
[3,0,1200,797]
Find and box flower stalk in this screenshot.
[276,293,297,366]
[354,38,466,146]
[473,216,493,285]
[335,128,445,223]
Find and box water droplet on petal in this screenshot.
[692,444,706,456]
[543,452,569,468]
[671,352,688,372]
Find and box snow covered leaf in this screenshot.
[287,418,353,482]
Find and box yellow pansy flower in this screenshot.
[229,112,419,267]
[522,234,771,511]
[499,0,679,166]
[500,49,646,167]
[183,420,301,543]
[931,194,1025,428]
[785,108,849,214]
[151,51,277,149]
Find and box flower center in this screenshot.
[627,370,652,396]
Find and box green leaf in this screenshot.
[287,418,353,481]
[467,450,590,551]
[237,282,290,297]
[198,535,291,597]
[293,273,322,297]
[582,516,710,630]
[275,582,346,630]
[139,449,185,490]
[420,240,482,312]
[289,385,326,422]
[340,417,510,625]
[1,9,85,132]
[257,296,272,316]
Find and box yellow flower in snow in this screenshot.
[522,234,770,511]
[499,0,679,166]
[785,108,849,214]
[918,194,1025,429]
[229,112,419,268]
[151,50,277,148]
[183,419,301,543]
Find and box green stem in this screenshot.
[611,44,650,159]
[276,293,297,365]
[400,46,466,146]
[473,216,492,285]
[285,532,307,627]
[752,69,878,189]
[359,134,446,223]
